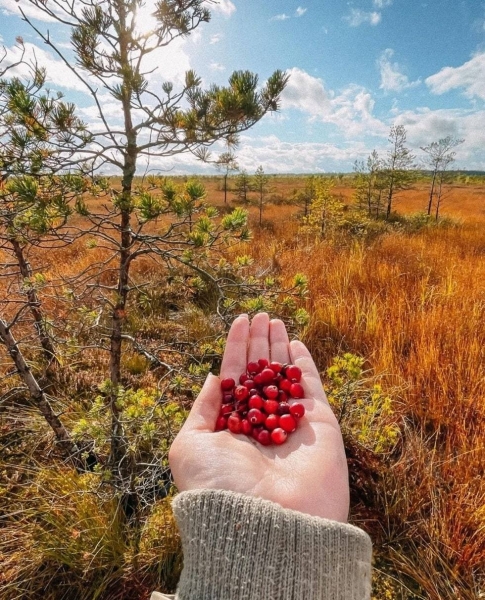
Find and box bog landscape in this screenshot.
[1,1,484,599]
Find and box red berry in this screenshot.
[227,414,241,434]
[220,404,233,415]
[264,414,279,430]
[247,361,261,374]
[270,361,283,374]
[271,428,287,445]
[276,402,290,416]
[289,402,305,418]
[243,379,255,389]
[279,414,297,433]
[235,400,248,414]
[215,416,227,431]
[234,385,249,401]
[260,368,275,384]
[252,425,264,440]
[221,377,235,391]
[289,383,304,399]
[265,385,279,399]
[247,408,265,425]
[277,390,288,403]
[222,393,233,404]
[285,365,302,382]
[279,378,292,393]
[241,419,252,435]
[264,400,279,414]
[258,429,272,446]
[239,373,248,384]
[248,395,264,410]
[253,373,263,385]
[258,358,269,369]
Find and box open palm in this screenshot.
[169,313,350,522]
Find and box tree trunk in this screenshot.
[10,239,58,365]
[0,318,81,466]
[224,173,228,204]
[427,170,437,216]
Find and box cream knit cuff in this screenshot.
[171,489,372,600]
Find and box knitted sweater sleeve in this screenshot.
[152,488,372,600]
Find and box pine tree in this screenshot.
[252,165,271,225]
[383,125,415,219]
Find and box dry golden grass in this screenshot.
[1,176,484,598]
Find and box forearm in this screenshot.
[170,489,372,600]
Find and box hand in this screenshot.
[169,313,350,522]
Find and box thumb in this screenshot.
[180,373,222,433]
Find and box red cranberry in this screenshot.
[258,358,269,369]
[234,385,249,401]
[247,408,265,425]
[289,402,305,418]
[243,379,255,389]
[227,414,241,434]
[271,428,287,445]
[253,373,263,385]
[239,373,248,384]
[264,400,279,414]
[276,402,290,416]
[222,393,233,404]
[248,395,264,410]
[265,385,279,399]
[289,383,304,399]
[221,377,235,391]
[220,404,233,416]
[241,419,252,435]
[270,361,283,374]
[277,390,288,403]
[279,378,292,393]
[258,429,271,446]
[215,416,227,431]
[264,414,279,430]
[247,361,261,374]
[252,425,264,440]
[279,414,297,433]
[285,365,302,382]
[260,368,275,384]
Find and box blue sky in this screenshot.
[1,0,484,173]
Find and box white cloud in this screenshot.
[210,33,223,44]
[425,52,485,101]
[281,68,387,137]
[373,0,392,7]
[271,13,291,21]
[2,41,90,92]
[0,0,56,21]
[295,7,308,17]
[345,9,381,26]
[235,135,370,173]
[394,107,485,170]
[378,49,420,93]
[210,61,225,71]
[210,0,236,17]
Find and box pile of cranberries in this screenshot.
[215,358,306,446]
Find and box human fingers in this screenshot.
[289,340,329,405]
[176,373,222,434]
[220,314,250,382]
[248,312,270,363]
[269,319,290,364]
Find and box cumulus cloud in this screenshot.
[0,0,56,21]
[210,0,236,17]
[270,13,291,21]
[281,67,387,137]
[210,33,223,44]
[345,9,381,27]
[295,7,308,17]
[210,61,225,71]
[425,52,485,101]
[378,49,420,93]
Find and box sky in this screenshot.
[0,0,484,174]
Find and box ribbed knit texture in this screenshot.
[169,489,372,600]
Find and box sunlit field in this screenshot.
[1,175,484,599]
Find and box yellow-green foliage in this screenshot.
[326,353,400,454]
[300,178,346,238]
